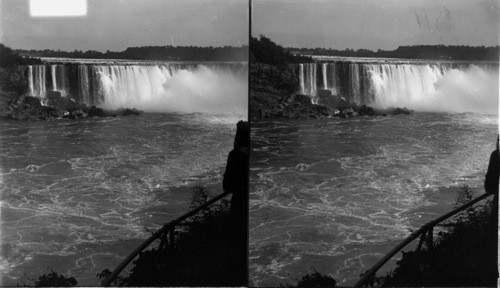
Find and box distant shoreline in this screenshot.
[14,45,249,62]
[287,45,500,62]
[302,55,500,65]
[21,57,249,67]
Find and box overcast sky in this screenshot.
[252,0,499,50]
[0,0,248,51]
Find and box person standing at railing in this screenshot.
[484,135,499,195]
[484,135,499,285]
[223,120,249,222]
[222,120,249,283]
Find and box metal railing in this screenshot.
[101,190,231,286]
[354,192,496,288]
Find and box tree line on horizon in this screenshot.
[250,35,312,66]
[0,44,42,99]
[288,44,499,61]
[14,45,248,62]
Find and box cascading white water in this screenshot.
[79,65,90,105]
[297,61,498,113]
[27,65,46,97]
[299,63,317,96]
[322,63,328,89]
[23,61,247,114]
[299,64,305,95]
[350,64,361,104]
[95,65,172,110]
[51,65,57,92]
[367,64,446,108]
[328,64,337,95]
[308,63,317,96]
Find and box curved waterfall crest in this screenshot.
[21,61,248,113]
[296,61,498,113]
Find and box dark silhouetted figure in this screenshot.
[222,120,249,284]
[484,136,499,195]
[484,135,499,286]
[223,121,249,221]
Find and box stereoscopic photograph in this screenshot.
[1,0,499,287]
[0,0,248,286]
[249,0,498,287]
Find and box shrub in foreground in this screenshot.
[372,185,496,287]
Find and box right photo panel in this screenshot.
[249,0,499,287]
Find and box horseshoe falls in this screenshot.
[297,59,498,114]
[22,58,248,115]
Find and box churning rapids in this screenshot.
[249,57,498,286]
[0,58,247,285]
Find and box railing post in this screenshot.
[426,227,433,250]
[416,231,426,252]
[159,232,168,251]
[169,226,175,248]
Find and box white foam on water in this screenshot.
[369,64,499,113]
[96,64,249,114]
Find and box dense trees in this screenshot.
[289,45,499,61]
[250,35,312,66]
[0,44,42,100]
[15,45,248,62]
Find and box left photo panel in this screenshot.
[0,0,249,286]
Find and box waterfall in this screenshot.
[296,61,498,113]
[79,65,90,105]
[23,61,247,114]
[27,65,46,98]
[349,64,361,104]
[298,63,317,96]
[366,64,446,108]
[298,64,304,94]
[51,65,57,91]
[322,63,327,89]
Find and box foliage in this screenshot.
[23,269,77,287]
[189,183,209,211]
[281,269,337,288]
[289,45,499,61]
[250,35,312,67]
[0,66,27,96]
[0,44,42,67]
[296,271,337,287]
[0,44,40,100]
[97,184,244,287]
[96,269,124,286]
[370,185,497,287]
[35,272,77,287]
[15,45,248,62]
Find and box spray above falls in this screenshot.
[22,60,248,114]
[297,61,499,114]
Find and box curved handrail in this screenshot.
[354,192,494,288]
[101,190,231,286]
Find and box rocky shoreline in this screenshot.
[250,62,413,120]
[0,92,142,121]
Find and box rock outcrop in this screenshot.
[251,63,332,119]
[0,95,143,121]
[250,62,415,120]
